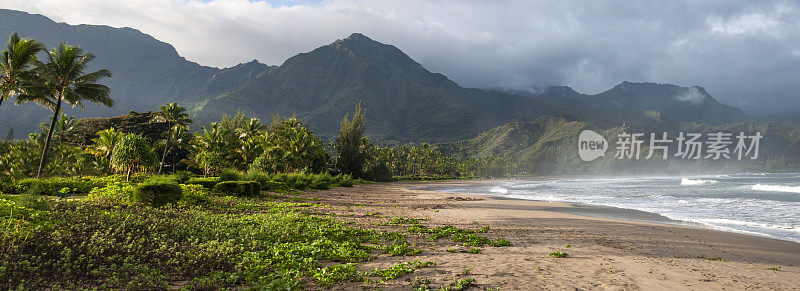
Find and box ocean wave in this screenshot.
[752,184,800,194]
[680,178,719,186]
[488,186,508,194]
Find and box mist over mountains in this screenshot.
[0,9,754,143]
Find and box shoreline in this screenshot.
[309,180,800,289]
[413,178,800,245]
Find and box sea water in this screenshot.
[429,173,800,243]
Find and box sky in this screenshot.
[1,0,799,116]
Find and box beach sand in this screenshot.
[306,181,800,290]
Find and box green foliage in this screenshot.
[334,102,368,178]
[213,181,261,197]
[185,177,219,189]
[132,177,182,207]
[171,171,193,184]
[86,181,135,205]
[382,241,422,256]
[363,161,393,182]
[548,251,569,258]
[249,116,329,174]
[179,184,210,207]
[466,248,482,254]
[110,134,157,181]
[13,176,120,196]
[219,168,244,182]
[0,194,380,289]
[312,263,361,287]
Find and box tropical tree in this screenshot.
[86,127,123,172]
[236,117,266,140]
[0,32,44,109]
[334,102,367,177]
[110,134,156,181]
[151,102,191,173]
[155,126,189,174]
[191,123,227,176]
[250,116,328,173]
[18,43,112,177]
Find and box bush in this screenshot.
[364,162,393,182]
[261,180,289,192]
[219,169,244,182]
[172,171,193,184]
[87,182,135,205]
[242,171,271,187]
[179,184,210,206]
[186,177,220,189]
[213,181,261,197]
[132,178,182,207]
[15,176,121,196]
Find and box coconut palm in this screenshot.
[0,32,45,110]
[17,43,112,177]
[87,127,123,172]
[155,125,189,174]
[152,102,191,173]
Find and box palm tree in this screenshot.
[152,102,191,173]
[17,43,113,177]
[155,126,189,174]
[0,32,44,110]
[86,127,123,172]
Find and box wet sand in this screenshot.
[307,181,800,290]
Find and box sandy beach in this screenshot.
[306,181,800,290]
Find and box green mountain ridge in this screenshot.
[441,116,800,174]
[0,9,752,144]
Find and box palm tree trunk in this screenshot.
[36,93,63,178]
[159,144,170,174]
[0,97,4,110]
[126,167,132,182]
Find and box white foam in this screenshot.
[752,184,800,194]
[489,186,508,194]
[680,178,719,186]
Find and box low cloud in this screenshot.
[1,0,799,116]
[674,87,706,105]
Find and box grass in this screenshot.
[548,251,569,258]
[766,265,781,271]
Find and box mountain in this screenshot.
[0,9,269,134]
[0,9,749,142]
[442,116,800,175]
[194,33,543,142]
[511,82,747,124]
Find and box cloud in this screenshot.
[1,0,799,116]
[674,87,706,105]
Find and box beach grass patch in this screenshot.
[548,251,569,258]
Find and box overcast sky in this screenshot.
[1,0,799,116]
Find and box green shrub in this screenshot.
[333,174,354,187]
[219,169,244,182]
[261,180,289,192]
[186,177,220,189]
[364,162,393,182]
[213,181,261,197]
[172,171,193,184]
[13,176,122,196]
[243,171,271,187]
[87,182,135,205]
[179,184,210,206]
[132,179,182,207]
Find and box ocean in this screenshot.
[425,173,800,243]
